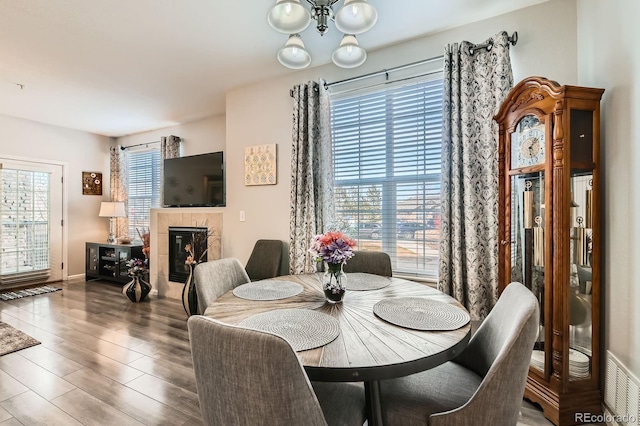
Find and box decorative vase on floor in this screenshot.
[182,263,199,316]
[122,276,151,302]
[323,262,346,304]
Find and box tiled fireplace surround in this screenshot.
[149,208,222,299]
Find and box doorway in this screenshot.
[0,158,64,287]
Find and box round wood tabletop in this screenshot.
[204,273,471,383]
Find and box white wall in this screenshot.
[116,114,225,156]
[577,0,640,376]
[224,0,579,267]
[0,114,111,276]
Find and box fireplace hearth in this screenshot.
[168,226,208,282]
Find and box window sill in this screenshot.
[393,273,437,288]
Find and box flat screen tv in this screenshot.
[163,152,225,207]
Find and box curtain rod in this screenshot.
[331,69,443,97]
[289,30,518,97]
[288,54,444,97]
[120,141,160,150]
[326,54,445,89]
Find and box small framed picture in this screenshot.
[244,144,277,186]
[82,171,103,195]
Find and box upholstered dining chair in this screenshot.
[343,250,393,277]
[378,281,539,426]
[245,239,284,281]
[193,258,250,315]
[188,315,366,426]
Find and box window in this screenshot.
[330,74,443,279]
[127,149,161,237]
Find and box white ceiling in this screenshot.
[0,0,548,137]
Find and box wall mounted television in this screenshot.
[163,152,225,207]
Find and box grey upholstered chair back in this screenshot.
[245,239,284,281]
[188,316,329,426]
[342,250,392,277]
[430,281,539,426]
[193,258,250,314]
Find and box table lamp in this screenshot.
[99,201,127,244]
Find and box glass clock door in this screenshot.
[568,172,593,381]
[510,172,547,376]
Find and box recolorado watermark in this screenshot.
[575,412,638,423]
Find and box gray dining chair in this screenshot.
[188,315,366,426]
[245,239,284,281]
[378,281,539,426]
[343,250,392,277]
[193,257,250,315]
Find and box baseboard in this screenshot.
[67,273,86,281]
[0,280,63,292]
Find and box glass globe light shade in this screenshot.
[334,0,378,34]
[332,34,367,68]
[278,34,312,69]
[267,0,311,34]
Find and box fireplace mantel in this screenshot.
[149,208,222,299]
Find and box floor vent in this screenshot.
[605,351,640,425]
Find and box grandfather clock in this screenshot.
[494,76,604,425]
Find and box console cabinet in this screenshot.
[85,242,144,284]
[494,77,604,425]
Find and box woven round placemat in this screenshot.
[238,309,340,351]
[373,297,470,331]
[233,280,304,301]
[345,273,392,291]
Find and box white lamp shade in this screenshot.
[268,0,311,34]
[98,201,127,218]
[278,34,312,69]
[332,34,367,68]
[334,0,378,34]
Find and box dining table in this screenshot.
[204,272,472,426]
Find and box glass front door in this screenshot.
[0,159,63,286]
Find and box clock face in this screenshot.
[511,115,546,168]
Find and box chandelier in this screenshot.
[267,0,378,69]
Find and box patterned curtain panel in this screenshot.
[160,135,181,203]
[289,80,333,274]
[438,31,514,320]
[109,145,129,238]
[161,135,181,160]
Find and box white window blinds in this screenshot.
[330,74,443,279]
[127,149,161,237]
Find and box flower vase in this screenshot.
[182,264,199,316]
[323,262,346,304]
[122,276,151,302]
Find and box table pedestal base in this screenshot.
[365,381,383,426]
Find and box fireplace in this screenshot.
[168,226,208,282]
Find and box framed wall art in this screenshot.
[244,144,277,186]
[82,171,103,195]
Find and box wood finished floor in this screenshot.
[0,279,565,425]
